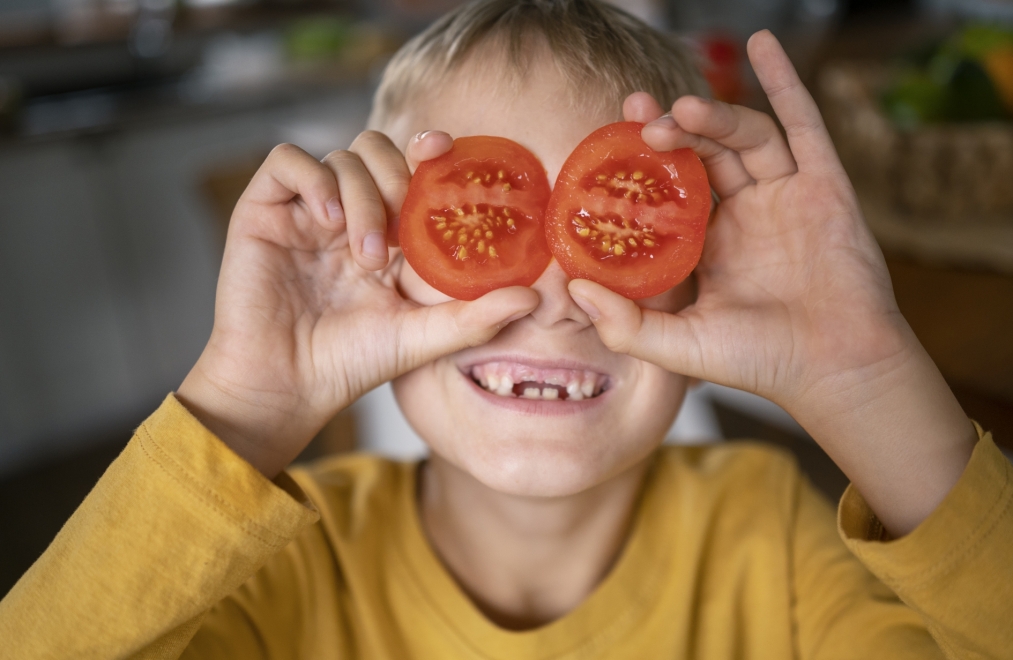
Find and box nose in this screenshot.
[526,260,594,329]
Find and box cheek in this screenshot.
[391,365,448,451]
[397,255,454,305]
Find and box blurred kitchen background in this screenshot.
[2,0,1013,595]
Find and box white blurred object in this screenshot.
[182,32,285,101]
[352,383,429,460]
[702,381,807,435]
[665,384,723,443]
[665,382,806,443]
[272,91,372,160]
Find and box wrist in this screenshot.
[176,356,326,478]
[789,333,977,537]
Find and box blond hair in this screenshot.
[368,0,709,129]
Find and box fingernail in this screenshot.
[414,130,434,142]
[326,197,344,223]
[646,113,677,130]
[570,293,601,321]
[362,232,387,260]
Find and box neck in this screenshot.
[418,454,653,630]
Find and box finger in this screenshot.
[568,279,704,378]
[642,114,755,199]
[322,149,389,270]
[746,30,843,174]
[623,92,665,123]
[349,130,412,245]
[398,286,540,369]
[244,143,344,231]
[669,95,798,184]
[405,130,453,174]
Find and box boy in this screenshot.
[1,0,1010,657]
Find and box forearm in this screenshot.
[793,327,977,537]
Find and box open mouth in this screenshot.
[469,361,610,401]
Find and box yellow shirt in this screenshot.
[1,394,1010,659]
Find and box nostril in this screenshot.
[527,260,596,327]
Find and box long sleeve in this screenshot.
[791,474,944,659]
[838,428,1013,659]
[0,394,319,660]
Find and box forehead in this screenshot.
[383,54,617,185]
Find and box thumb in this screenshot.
[397,286,540,369]
[568,279,703,377]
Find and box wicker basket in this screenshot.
[819,63,1013,225]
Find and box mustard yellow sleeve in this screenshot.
[790,473,943,659]
[839,427,1013,659]
[0,394,319,660]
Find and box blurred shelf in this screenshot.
[0,3,355,52]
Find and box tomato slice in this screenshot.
[544,122,711,299]
[400,136,553,301]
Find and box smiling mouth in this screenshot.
[469,361,610,401]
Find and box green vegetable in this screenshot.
[881,23,1013,126]
[286,17,354,61]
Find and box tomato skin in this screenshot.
[400,136,553,301]
[544,122,711,299]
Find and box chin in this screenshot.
[392,359,687,498]
[449,427,661,497]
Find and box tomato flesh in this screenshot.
[400,136,552,301]
[545,122,711,299]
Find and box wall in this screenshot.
[0,87,372,476]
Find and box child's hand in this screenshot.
[177,133,537,478]
[568,31,977,536]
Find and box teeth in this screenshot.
[567,382,584,401]
[472,364,607,400]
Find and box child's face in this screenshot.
[385,53,694,497]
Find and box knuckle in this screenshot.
[322,149,357,167]
[381,170,411,193]
[269,142,302,160]
[350,130,391,151]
